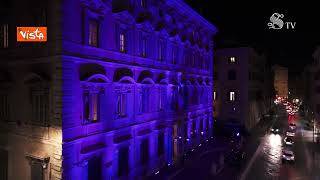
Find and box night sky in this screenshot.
[186,1,320,75]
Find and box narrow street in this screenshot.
[171,105,320,180]
[242,106,320,180]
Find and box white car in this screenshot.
[284,137,294,145]
[282,150,295,162]
[286,131,295,137]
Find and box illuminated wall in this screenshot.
[61,0,217,179]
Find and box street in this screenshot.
[243,106,320,180]
[171,105,320,180]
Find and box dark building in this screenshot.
[213,47,273,131]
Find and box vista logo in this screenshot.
[267,13,296,30]
[17,27,47,42]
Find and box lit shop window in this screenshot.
[229,56,236,63]
[229,91,236,101]
[88,20,98,47]
[120,33,126,53]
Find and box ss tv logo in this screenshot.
[267,13,296,30]
[17,27,47,42]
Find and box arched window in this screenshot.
[81,73,109,124]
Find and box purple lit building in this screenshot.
[0,0,217,179]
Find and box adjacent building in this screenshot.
[0,0,217,179]
[213,47,273,131]
[273,65,288,98]
[288,74,304,101]
[303,47,320,138]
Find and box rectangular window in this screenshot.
[158,40,165,61]
[142,87,149,113]
[213,91,216,101]
[228,56,236,63]
[91,93,99,122]
[31,88,49,125]
[229,91,235,101]
[83,91,90,121]
[83,90,101,123]
[0,24,9,48]
[116,93,127,117]
[0,94,9,122]
[191,54,195,67]
[120,33,125,52]
[183,51,188,65]
[158,87,164,111]
[172,46,178,64]
[140,35,147,57]
[121,93,126,116]
[89,20,98,47]
[138,91,143,114]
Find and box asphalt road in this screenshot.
[242,106,320,180]
[171,105,320,180]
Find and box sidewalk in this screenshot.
[148,136,229,180]
[300,117,320,167]
[216,108,279,180]
[150,107,279,180]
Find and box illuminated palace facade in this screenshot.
[0,0,216,179]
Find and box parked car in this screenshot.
[282,149,295,163]
[284,137,294,145]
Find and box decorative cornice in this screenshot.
[80,0,108,15]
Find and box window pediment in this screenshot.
[80,0,108,16]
